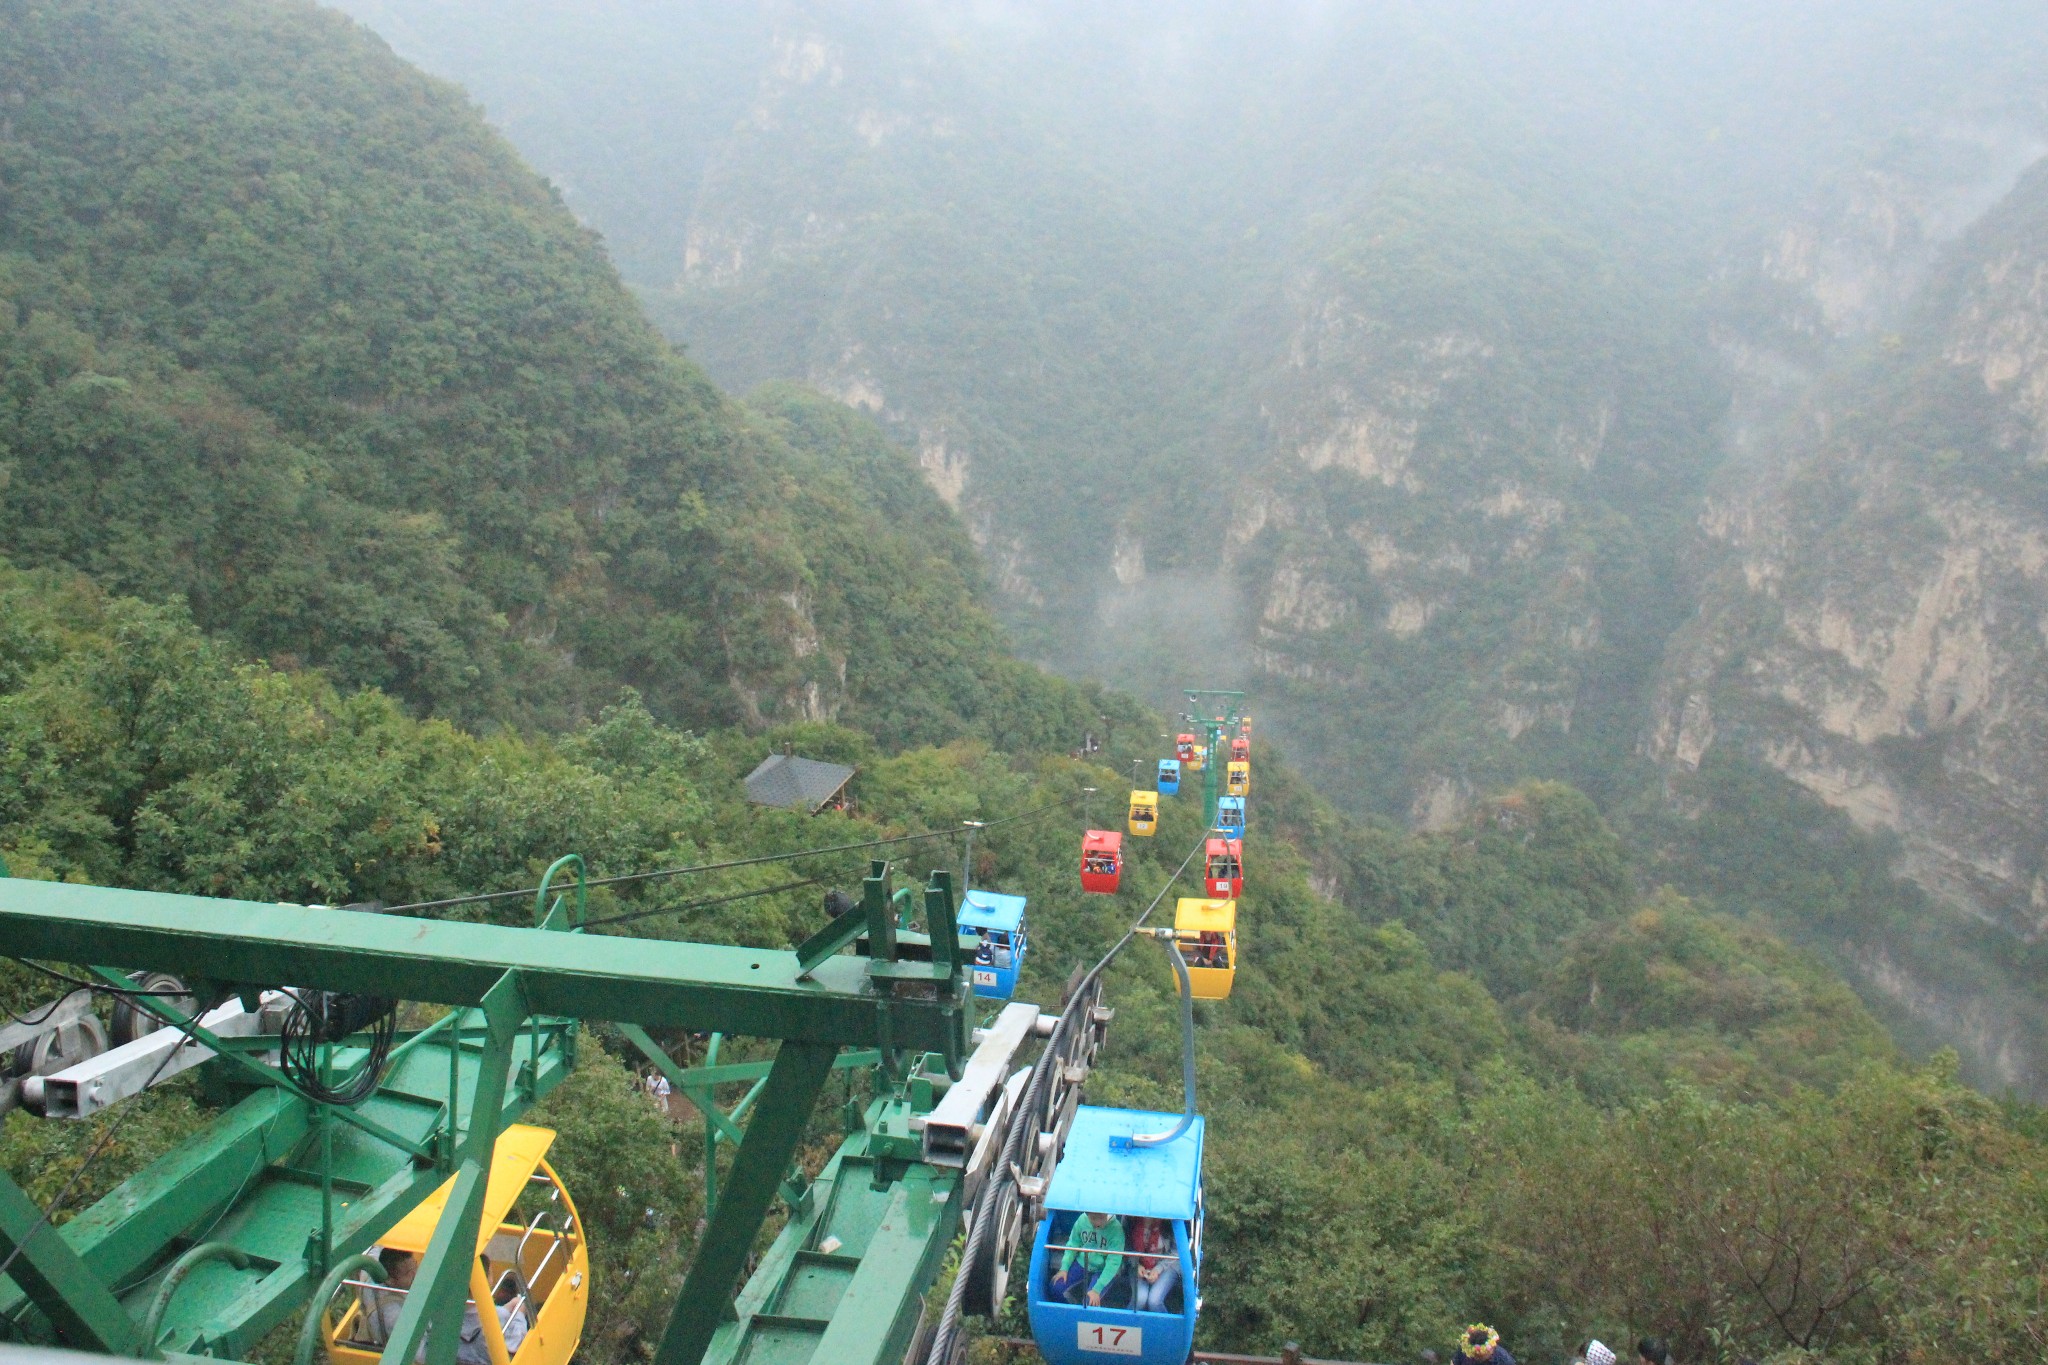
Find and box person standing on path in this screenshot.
[1452,1324,1516,1365]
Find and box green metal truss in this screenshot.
[0,857,981,1365]
[1184,688,1247,828]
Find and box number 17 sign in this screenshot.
[1078,1320,1142,1356]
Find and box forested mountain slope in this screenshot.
[1,5,2046,1359]
[326,0,2048,1095]
[1650,159,2048,1092]
[0,0,1082,748]
[327,0,2048,813]
[6,560,2042,1364]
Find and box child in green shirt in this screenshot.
[1049,1211,1125,1306]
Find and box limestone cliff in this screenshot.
[1651,148,2048,1091]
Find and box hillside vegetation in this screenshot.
[4,562,2045,1363]
[0,0,1077,747]
[1,4,2045,1363]
[325,0,2048,1095]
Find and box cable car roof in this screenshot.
[1173,898,1236,933]
[1083,829,1123,852]
[381,1123,558,1253]
[959,889,1027,933]
[1045,1106,1205,1221]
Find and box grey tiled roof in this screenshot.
[743,753,856,812]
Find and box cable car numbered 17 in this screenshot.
[1028,1106,1205,1365]
[959,889,1028,998]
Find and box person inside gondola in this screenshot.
[453,1255,502,1365]
[1085,852,1117,876]
[1127,1216,1178,1313]
[1049,1211,1125,1307]
[363,1247,417,1346]
[493,1270,529,1357]
[1195,931,1227,968]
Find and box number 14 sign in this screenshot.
[1078,1320,1142,1356]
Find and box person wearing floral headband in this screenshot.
[1452,1324,1516,1365]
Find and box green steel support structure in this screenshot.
[1184,689,1246,829]
[0,857,982,1365]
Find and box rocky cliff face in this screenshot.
[1650,142,2048,1090]
[329,0,2048,1085]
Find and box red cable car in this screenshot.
[1175,733,1197,765]
[1080,829,1124,894]
[1204,836,1243,899]
[1230,735,1250,763]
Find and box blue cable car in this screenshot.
[1156,759,1181,796]
[1216,796,1245,837]
[959,889,1027,999]
[1028,1106,1204,1365]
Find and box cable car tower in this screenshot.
[1179,690,1247,829]
[0,857,1088,1365]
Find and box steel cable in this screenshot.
[924,829,1209,1365]
[380,794,1082,918]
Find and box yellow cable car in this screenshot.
[1128,790,1159,838]
[324,1125,588,1365]
[1186,745,1206,772]
[1172,898,1236,1000]
[1226,761,1250,798]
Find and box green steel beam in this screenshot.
[654,1041,838,1365]
[382,972,525,1365]
[0,1012,573,1356]
[0,1176,143,1355]
[0,1087,305,1327]
[82,967,432,1160]
[0,881,966,1052]
[862,863,896,962]
[701,1093,964,1365]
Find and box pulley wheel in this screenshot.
[27,1013,108,1076]
[111,972,191,1045]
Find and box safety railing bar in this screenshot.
[1042,1244,1183,1260]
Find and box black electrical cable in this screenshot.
[278,991,397,1107]
[6,992,83,1028]
[9,959,172,999]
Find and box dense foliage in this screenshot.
[2,6,2045,1362]
[332,0,2048,1105]
[0,0,1086,749]
[5,565,2045,1363]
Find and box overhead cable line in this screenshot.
[380,793,1082,917]
[928,827,1209,1365]
[581,874,836,932]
